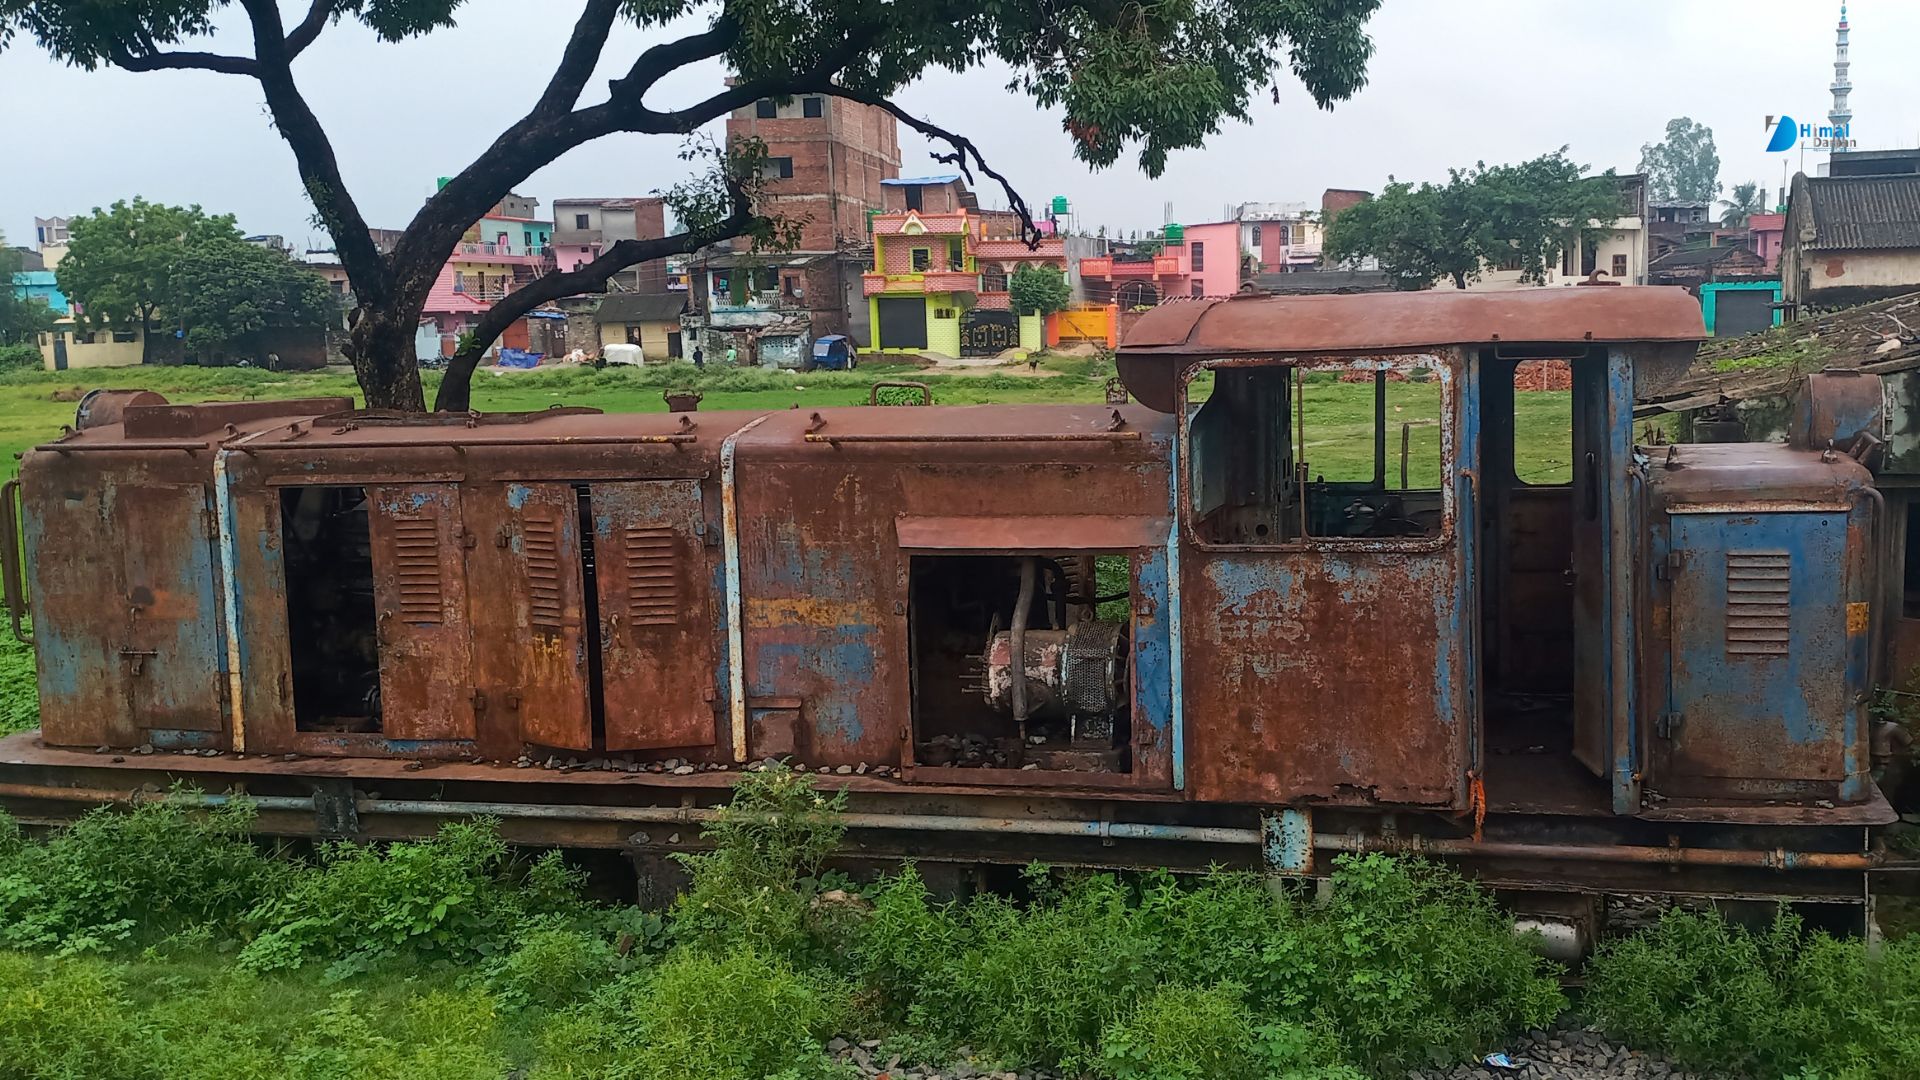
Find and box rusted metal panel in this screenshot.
[1656,510,1859,794]
[593,480,716,750]
[115,483,224,733]
[895,514,1169,551]
[466,483,591,752]
[25,470,225,746]
[1122,287,1706,357]
[367,484,476,742]
[1790,370,1882,451]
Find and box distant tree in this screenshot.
[169,236,336,358]
[1325,150,1622,290]
[1009,264,1071,316]
[0,237,56,345]
[2,0,1386,412]
[1638,117,1721,204]
[56,199,239,361]
[1720,181,1765,229]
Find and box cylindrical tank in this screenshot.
[75,389,168,430]
[979,619,1128,722]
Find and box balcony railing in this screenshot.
[1079,255,1183,278]
[862,270,980,296]
[456,242,552,259]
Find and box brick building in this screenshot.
[551,197,670,291]
[726,89,901,251]
[682,89,904,358]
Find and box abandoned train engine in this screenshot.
[0,287,1896,919]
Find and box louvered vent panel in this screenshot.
[392,518,444,623]
[524,518,564,628]
[1725,550,1790,656]
[623,525,679,625]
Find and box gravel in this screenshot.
[825,1024,1726,1080]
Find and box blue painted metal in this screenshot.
[1606,348,1641,815]
[1165,427,1185,791]
[721,414,772,761]
[214,450,247,750]
[1262,808,1314,873]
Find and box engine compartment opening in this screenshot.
[280,485,381,732]
[909,552,1133,774]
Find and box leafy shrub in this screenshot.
[0,343,41,370]
[1267,854,1566,1070]
[239,818,584,975]
[532,948,851,1080]
[0,798,290,953]
[483,924,630,1012]
[0,951,156,1079]
[281,988,509,1080]
[1586,907,1920,1078]
[670,763,850,963]
[855,856,1560,1073]
[1095,983,1360,1080]
[0,626,35,735]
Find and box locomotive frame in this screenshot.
[0,287,1898,934]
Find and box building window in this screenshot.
[574,213,590,229]
[1191,281,1205,298]
[803,96,823,118]
[762,157,794,180]
[755,99,777,118]
[1189,241,1205,271]
[905,186,923,211]
[112,328,137,343]
[911,248,931,272]
[1250,225,1262,247]
[453,271,466,294]
[1495,252,1524,272]
[524,230,533,249]
[934,307,956,319]
[1612,253,1629,279]
[330,280,345,295]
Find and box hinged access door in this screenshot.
[368,483,476,742]
[116,484,225,733]
[1659,510,1851,793]
[591,480,716,750]
[468,482,592,750]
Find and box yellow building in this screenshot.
[38,318,145,370]
[594,293,687,361]
[864,205,1067,358]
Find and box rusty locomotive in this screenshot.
[0,288,1899,930]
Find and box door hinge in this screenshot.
[1656,712,1683,739]
[1656,552,1684,581]
[461,529,478,551]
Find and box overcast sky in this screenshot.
[3,0,1914,249]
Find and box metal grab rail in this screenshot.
[0,479,28,643]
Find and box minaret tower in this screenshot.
[1830,3,1853,152]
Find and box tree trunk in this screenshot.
[434,341,489,413]
[1451,271,1468,290]
[344,312,426,410]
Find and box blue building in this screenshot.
[11,270,69,315]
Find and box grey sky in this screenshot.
[3,0,1914,249]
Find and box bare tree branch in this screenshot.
[107,46,258,76]
[531,0,624,117]
[605,13,740,103]
[284,0,334,58]
[821,86,1044,247]
[235,0,389,305]
[432,203,762,411]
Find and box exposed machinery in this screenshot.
[0,288,1899,929]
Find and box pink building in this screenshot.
[1748,212,1786,272]
[1077,219,1244,304]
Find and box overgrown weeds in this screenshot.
[0,798,291,953]
[1586,906,1920,1078]
[239,817,585,977]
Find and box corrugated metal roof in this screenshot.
[1803,175,1920,250]
[595,292,686,324]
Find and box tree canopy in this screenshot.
[1009,264,1071,317]
[1638,117,1721,204]
[170,236,336,357]
[1323,150,1624,290]
[56,199,239,359]
[1,0,1385,411]
[1720,180,1765,230]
